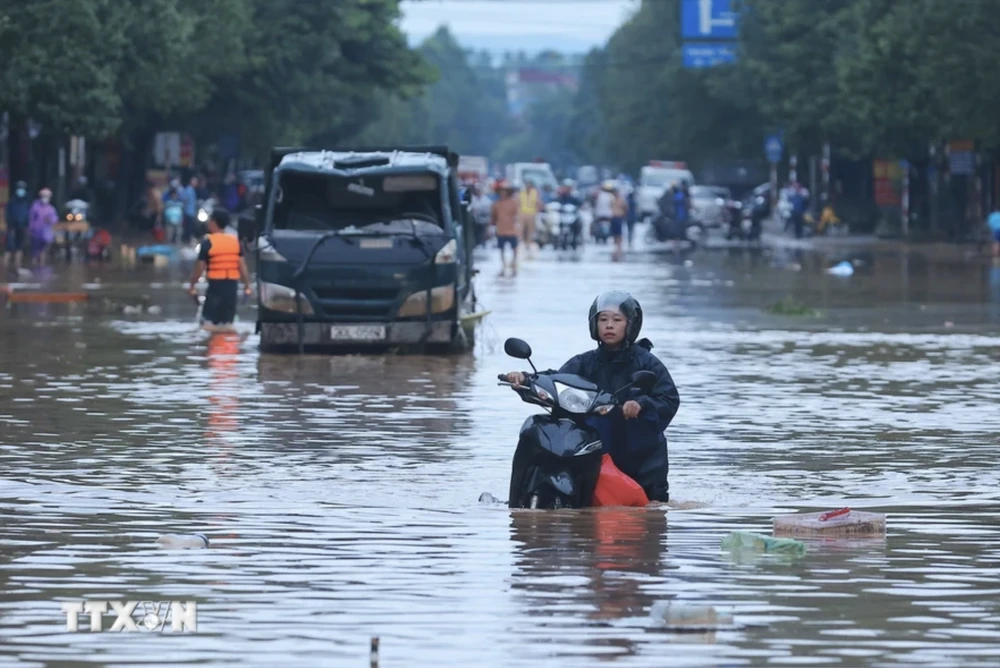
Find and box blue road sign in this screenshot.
[681,43,737,69]
[681,0,739,40]
[765,135,783,164]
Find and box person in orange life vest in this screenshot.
[187,210,252,326]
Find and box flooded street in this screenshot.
[2,233,1000,666]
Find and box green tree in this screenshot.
[351,26,512,156]
[0,0,123,137]
[211,0,430,157]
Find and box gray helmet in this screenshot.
[588,291,643,344]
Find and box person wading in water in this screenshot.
[187,210,252,330]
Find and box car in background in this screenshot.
[506,162,558,193]
[689,185,732,227]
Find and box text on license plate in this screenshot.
[330,325,386,341]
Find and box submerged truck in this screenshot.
[239,146,481,353]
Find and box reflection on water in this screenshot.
[1,240,999,666]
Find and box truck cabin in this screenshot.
[248,147,476,353]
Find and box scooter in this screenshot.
[536,201,561,248]
[498,337,656,509]
[724,200,752,241]
[592,217,611,244]
[556,203,582,250]
[646,213,704,247]
[57,199,91,259]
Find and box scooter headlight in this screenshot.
[553,382,597,414]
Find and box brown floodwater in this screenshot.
[1,234,999,666]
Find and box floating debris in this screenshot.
[650,602,734,632]
[155,533,210,549]
[478,492,503,506]
[826,260,854,276]
[766,296,818,317]
[722,531,807,556]
[773,508,886,538]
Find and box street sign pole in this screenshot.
[764,134,783,216]
[770,164,778,215]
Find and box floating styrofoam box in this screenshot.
[773,508,886,537]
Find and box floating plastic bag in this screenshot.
[591,454,649,507]
[721,531,807,556]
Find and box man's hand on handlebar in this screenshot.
[622,400,642,419]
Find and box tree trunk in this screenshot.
[6,115,25,186]
[113,128,154,235]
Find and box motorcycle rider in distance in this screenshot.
[504,291,680,501]
[556,179,581,206]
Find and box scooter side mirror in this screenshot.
[630,370,657,393]
[504,337,532,360]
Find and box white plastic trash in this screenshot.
[826,261,854,276]
[155,533,210,549]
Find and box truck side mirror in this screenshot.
[238,207,260,243]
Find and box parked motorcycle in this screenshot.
[556,203,583,250]
[498,337,656,509]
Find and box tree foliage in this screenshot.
[349,27,512,156]
[0,0,428,153]
[572,0,1000,170]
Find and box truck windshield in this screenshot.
[641,169,692,188]
[270,171,447,234]
[520,167,557,190]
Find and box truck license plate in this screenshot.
[329,325,386,341]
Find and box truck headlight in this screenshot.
[396,285,455,317]
[434,239,457,264]
[260,281,313,315]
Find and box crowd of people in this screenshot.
[137,172,257,245]
[3,182,60,270]
[464,177,640,276]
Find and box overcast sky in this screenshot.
[399,0,639,53]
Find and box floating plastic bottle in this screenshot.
[650,601,734,631]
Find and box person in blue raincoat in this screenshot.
[505,290,680,501]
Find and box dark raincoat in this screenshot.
[556,339,680,501]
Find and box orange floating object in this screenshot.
[5,291,89,304]
[591,454,649,507]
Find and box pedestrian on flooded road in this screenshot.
[3,181,31,270]
[491,181,520,277]
[181,176,200,243]
[611,186,628,261]
[987,207,1000,257]
[626,187,637,248]
[504,291,680,502]
[187,210,252,329]
[518,179,542,258]
[162,180,185,243]
[28,188,58,266]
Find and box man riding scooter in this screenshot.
[554,180,583,249]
